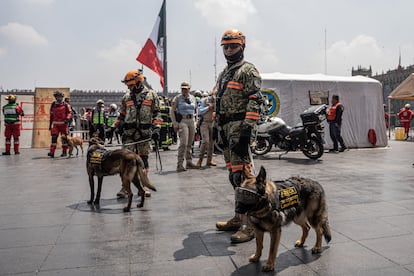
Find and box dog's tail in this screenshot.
[136,157,157,191]
[322,218,332,243]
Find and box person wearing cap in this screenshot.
[91,99,107,141]
[397,103,414,140]
[116,69,162,198]
[48,91,72,158]
[327,94,347,152]
[214,29,263,244]
[170,81,198,172]
[2,94,24,155]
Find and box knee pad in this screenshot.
[232,171,243,187]
[52,135,58,144]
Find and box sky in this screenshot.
[1,0,414,93]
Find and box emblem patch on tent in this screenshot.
[279,187,299,209]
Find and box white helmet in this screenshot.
[110,103,118,110]
[405,103,411,109]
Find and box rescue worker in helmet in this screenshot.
[2,94,24,155]
[90,99,107,141]
[106,103,120,144]
[48,91,72,158]
[116,69,162,197]
[397,103,414,140]
[214,29,263,243]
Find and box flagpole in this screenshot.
[162,0,168,96]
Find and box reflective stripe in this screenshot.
[226,162,232,170]
[125,100,134,107]
[245,112,260,121]
[142,100,152,106]
[53,121,66,124]
[231,164,244,172]
[227,81,243,90]
[153,119,163,125]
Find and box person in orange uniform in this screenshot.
[397,103,414,140]
[48,91,72,158]
[2,94,24,155]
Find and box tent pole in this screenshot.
[388,97,391,140]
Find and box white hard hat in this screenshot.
[405,103,411,109]
[110,103,118,109]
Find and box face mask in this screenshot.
[225,48,244,63]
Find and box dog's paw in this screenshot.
[262,263,275,272]
[311,247,322,254]
[93,200,100,206]
[123,206,131,212]
[137,203,144,208]
[249,254,261,263]
[295,240,304,247]
[87,200,92,205]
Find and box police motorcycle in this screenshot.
[252,104,327,160]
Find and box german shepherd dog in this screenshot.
[235,166,331,272]
[62,134,84,156]
[87,137,156,212]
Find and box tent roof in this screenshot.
[261,72,380,84]
[388,73,414,100]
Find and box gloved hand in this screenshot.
[232,123,251,156]
[151,127,160,141]
[64,119,71,124]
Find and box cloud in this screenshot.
[326,34,387,75]
[194,0,256,27]
[0,47,7,58]
[0,22,48,47]
[248,39,279,72]
[96,39,141,63]
[26,0,54,5]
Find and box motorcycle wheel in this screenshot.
[302,137,324,160]
[252,137,272,155]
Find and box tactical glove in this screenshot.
[151,127,161,142]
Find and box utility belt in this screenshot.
[180,114,193,119]
[124,122,152,130]
[218,112,245,125]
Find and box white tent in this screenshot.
[260,72,387,148]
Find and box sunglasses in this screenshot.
[223,44,240,50]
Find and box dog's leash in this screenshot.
[154,141,163,173]
[248,146,256,175]
[121,137,152,147]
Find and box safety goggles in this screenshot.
[222,43,240,50]
[235,187,261,205]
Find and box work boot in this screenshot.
[196,158,203,168]
[116,188,127,198]
[15,152,20,155]
[60,152,67,157]
[216,215,242,231]
[176,164,187,172]
[231,223,255,243]
[186,162,198,169]
[47,152,54,158]
[206,157,216,166]
[2,152,11,155]
[339,146,347,152]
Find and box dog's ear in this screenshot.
[256,166,267,195]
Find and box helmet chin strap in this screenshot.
[225,48,244,64]
[131,82,144,93]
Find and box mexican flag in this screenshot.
[137,0,166,88]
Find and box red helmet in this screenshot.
[221,29,245,46]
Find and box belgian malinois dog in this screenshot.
[62,134,84,156]
[86,137,156,212]
[235,166,331,272]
